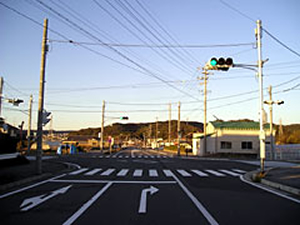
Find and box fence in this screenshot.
[266,144,300,160]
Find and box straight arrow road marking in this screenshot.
[138,186,159,214]
[20,185,72,212]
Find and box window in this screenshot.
[221,141,232,149]
[241,141,253,149]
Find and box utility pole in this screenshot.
[256,20,265,173]
[268,86,274,160]
[177,101,181,156]
[100,100,105,153]
[36,18,48,175]
[202,69,209,157]
[168,103,171,144]
[156,117,158,149]
[0,77,3,116]
[27,95,33,155]
[264,85,284,160]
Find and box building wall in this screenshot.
[193,123,275,156]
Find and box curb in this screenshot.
[0,173,51,192]
[261,178,300,196]
[0,161,79,192]
[243,170,300,197]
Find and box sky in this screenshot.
[1,0,300,130]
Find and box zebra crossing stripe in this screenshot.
[133,169,143,177]
[191,170,209,177]
[101,169,115,176]
[69,168,89,175]
[149,169,158,177]
[163,169,174,177]
[232,169,246,173]
[85,168,102,176]
[219,170,241,177]
[177,170,192,177]
[117,169,129,177]
[205,170,226,177]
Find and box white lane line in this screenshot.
[177,169,192,177]
[149,169,158,177]
[84,168,102,176]
[100,169,115,176]
[69,168,89,175]
[191,170,209,177]
[219,170,241,177]
[133,169,143,177]
[170,173,219,225]
[117,169,129,177]
[240,175,300,204]
[52,179,176,184]
[0,173,67,199]
[232,169,246,173]
[63,182,113,225]
[205,170,226,177]
[163,169,174,177]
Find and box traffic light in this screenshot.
[42,110,51,126]
[120,116,129,120]
[206,57,233,71]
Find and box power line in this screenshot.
[49,39,255,49]
[219,0,300,59]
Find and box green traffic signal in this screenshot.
[210,58,217,66]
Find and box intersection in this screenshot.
[0,149,299,225]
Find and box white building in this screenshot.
[192,121,275,156]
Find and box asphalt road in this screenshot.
[0,149,299,225]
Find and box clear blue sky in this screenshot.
[1,0,299,130]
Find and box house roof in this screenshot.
[210,121,270,130]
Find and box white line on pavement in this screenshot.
[0,173,67,199]
[69,168,89,175]
[149,169,158,177]
[170,173,219,225]
[191,170,209,177]
[133,169,143,177]
[219,170,241,177]
[84,168,102,176]
[100,169,115,176]
[51,179,176,184]
[240,175,300,204]
[177,169,192,177]
[205,170,225,177]
[63,182,113,225]
[117,169,129,177]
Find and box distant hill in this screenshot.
[69,121,203,140]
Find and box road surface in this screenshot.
[0,149,299,224]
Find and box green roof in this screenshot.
[211,121,270,130]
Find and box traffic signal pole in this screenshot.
[202,69,208,156]
[256,20,265,173]
[100,100,105,153]
[36,18,48,175]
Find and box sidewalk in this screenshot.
[0,155,71,192]
[243,161,300,197]
[261,165,300,196]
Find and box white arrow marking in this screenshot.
[20,185,72,211]
[138,186,159,214]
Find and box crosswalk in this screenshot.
[68,168,246,179]
[95,155,172,159]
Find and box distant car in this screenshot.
[57,144,77,155]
